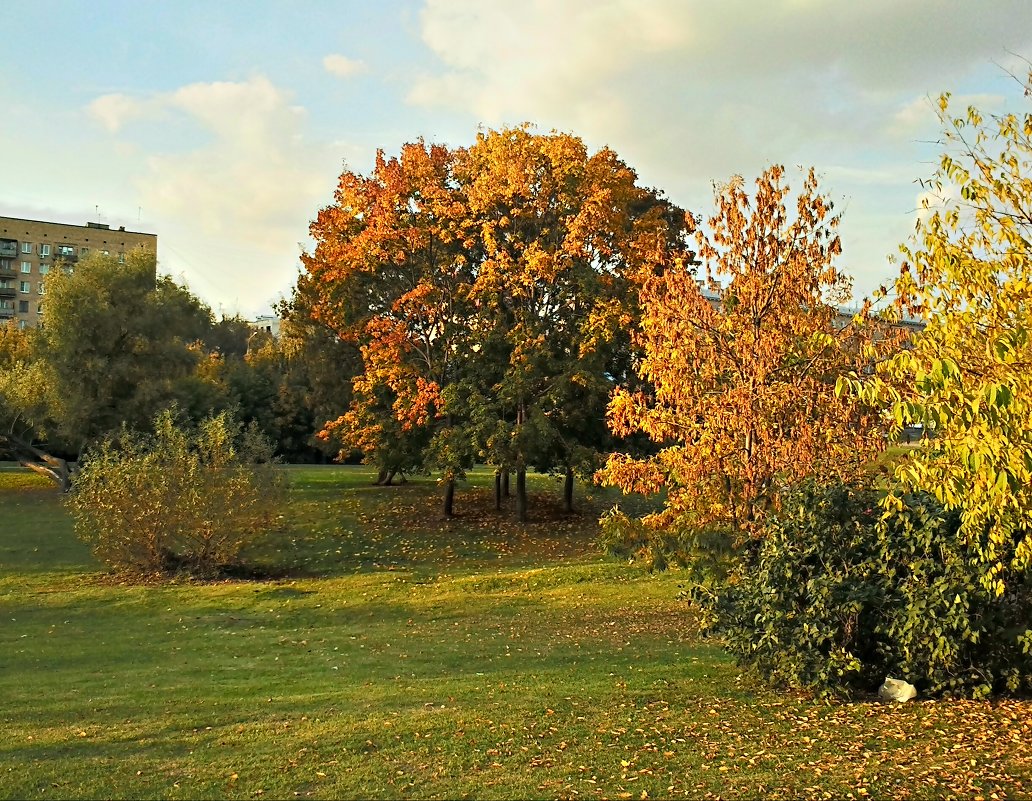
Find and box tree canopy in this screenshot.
[301,126,691,518]
[39,249,214,447]
[600,165,888,563]
[1,249,318,485]
[845,73,1032,595]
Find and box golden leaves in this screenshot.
[601,165,886,540]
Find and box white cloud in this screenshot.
[323,53,368,78]
[404,0,1032,302]
[84,75,340,315]
[407,0,1032,184]
[88,93,156,133]
[409,0,690,122]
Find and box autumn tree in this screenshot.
[846,74,1032,596]
[301,128,690,520]
[459,126,691,520]
[303,141,478,515]
[600,165,887,564]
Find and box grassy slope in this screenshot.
[0,466,1030,800]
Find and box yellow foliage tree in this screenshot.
[459,125,690,520]
[843,73,1032,594]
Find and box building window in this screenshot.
[37,281,44,295]
[118,252,125,264]
[0,299,11,310]
[21,242,31,254]
[37,303,43,316]
[21,261,31,273]
[18,300,28,313]
[39,264,50,275]
[101,249,110,256]
[19,281,30,293]
[0,259,10,270]
[39,243,51,257]
[80,247,89,256]
[18,319,27,329]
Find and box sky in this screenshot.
[2,0,1032,319]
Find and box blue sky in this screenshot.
[3,0,1032,317]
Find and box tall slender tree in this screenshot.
[846,75,1032,594]
[601,166,887,554]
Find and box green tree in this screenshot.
[844,73,1032,595]
[40,249,214,448]
[2,250,256,489]
[0,320,68,485]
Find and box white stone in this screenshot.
[878,677,917,702]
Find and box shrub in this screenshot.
[69,409,284,578]
[695,480,1032,698]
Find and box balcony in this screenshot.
[0,239,17,259]
[0,285,16,298]
[54,245,78,264]
[0,267,15,280]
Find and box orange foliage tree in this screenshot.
[599,166,888,566]
[302,126,691,520]
[303,141,478,515]
[459,126,691,520]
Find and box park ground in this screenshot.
[1,464,1030,800]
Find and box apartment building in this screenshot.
[0,216,157,328]
[249,314,281,337]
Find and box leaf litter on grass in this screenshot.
[3,465,1032,800]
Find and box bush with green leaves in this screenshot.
[695,480,1032,698]
[599,507,737,585]
[69,409,284,578]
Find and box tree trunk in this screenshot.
[375,467,389,486]
[502,471,510,498]
[563,466,574,514]
[383,469,396,486]
[442,477,455,519]
[22,459,72,492]
[516,468,527,522]
[494,470,502,511]
[3,434,74,492]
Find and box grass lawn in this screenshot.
[1,465,1030,800]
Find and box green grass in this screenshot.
[1,466,1030,799]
